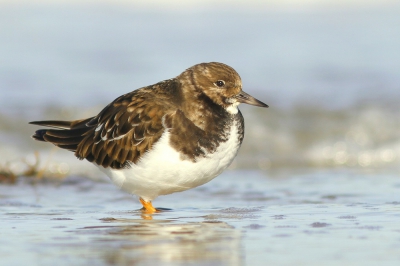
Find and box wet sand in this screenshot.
[1,170,400,266]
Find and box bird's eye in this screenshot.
[215,80,225,87]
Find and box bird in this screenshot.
[30,62,268,213]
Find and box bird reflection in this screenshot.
[81,218,243,266]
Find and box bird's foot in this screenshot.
[139,198,158,213]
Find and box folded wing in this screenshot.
[30,93,168,169]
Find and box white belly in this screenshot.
[99,121,241,201]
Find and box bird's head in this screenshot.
[185,62,268,113]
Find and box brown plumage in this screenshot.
[31,78,181,169]
[30,62,268,212]
[31,62,267,169]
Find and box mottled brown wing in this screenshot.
[75,93,172,169]
[30,79,183,169]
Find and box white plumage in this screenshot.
[100,119,241,201]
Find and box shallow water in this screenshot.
[2,170,400,265]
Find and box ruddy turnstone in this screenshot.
[30,62,268,213]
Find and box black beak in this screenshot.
[236,91,268,108]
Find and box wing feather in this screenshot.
[73,92,175,168]
[30,78,183,169]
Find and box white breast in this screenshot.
[99,120,241,201]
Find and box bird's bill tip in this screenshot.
[236,91,269,108]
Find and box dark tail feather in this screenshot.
[32,129,48,141]
[42,134,83,146]
[31,129,85,152]
[45,127,89,138]
[29,120,72,129]
[30,119,94,152]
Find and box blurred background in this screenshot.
[1,0,400,179]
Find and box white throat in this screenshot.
[226,102,240,114]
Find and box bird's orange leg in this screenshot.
[139,198,158,213]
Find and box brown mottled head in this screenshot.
[180,62,268,113]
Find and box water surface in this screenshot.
[2,170,400,265]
